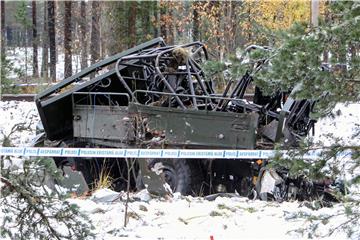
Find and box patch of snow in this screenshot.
[91,188,121,203]
[0,101,39,147]
[314,103,360,146]
[134,189,152,202]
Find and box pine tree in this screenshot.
[0,157,95,239]
[254,2,359,110]
[230,2,360,237]
[1,119,95,239]
[227,2,360,181]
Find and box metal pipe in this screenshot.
[115,58,136,101]
[186,59,198,109]
[215,79,233,111]
[188,58,210,96]
[154,47,187,109]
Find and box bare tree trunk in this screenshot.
[192,1,200,41]
[1,0,5,97]
[230,1,238,51]
[48,0,56,82]
[90,1,100,64]
[32,1,38,78]
[141,1,151,41]
[1,0,5,59]
[0,0,5,97]
[222,1,235,56]
[41,1,48,80]
[167,6,175,45]
[79,0,87,70]
[322,1,329,63]
[212,1,222,60]
[247,2,252,44]
[350,44,357,63]
[24,27,28,83]
[64,1,72,78]
[153,1,159,38]
[128,1,137,47]
[160,1,167,42]
[100,14,104,58]
[311,0,319,27]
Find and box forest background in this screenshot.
[1,0,325,87]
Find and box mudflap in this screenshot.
[51,157,90,195]
[30,134,88,195]
[60,166,89,195]
[137,158,170,196]
[26,156,89,196]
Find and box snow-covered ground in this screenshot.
[69,188,358,240]
[1,100,359,239]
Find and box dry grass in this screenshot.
[94,163,113,191]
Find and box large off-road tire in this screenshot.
[235,176,253,197]
[149,158,204,196]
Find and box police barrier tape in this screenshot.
[0,147,352,160]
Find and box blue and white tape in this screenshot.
[0,147,352,160]
[0,147,272,159]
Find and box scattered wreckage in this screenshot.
[35,38,343,202]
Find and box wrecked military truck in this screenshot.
[35,38,339,201]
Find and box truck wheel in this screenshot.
[236,177,252,197]
[149,159,203,196]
